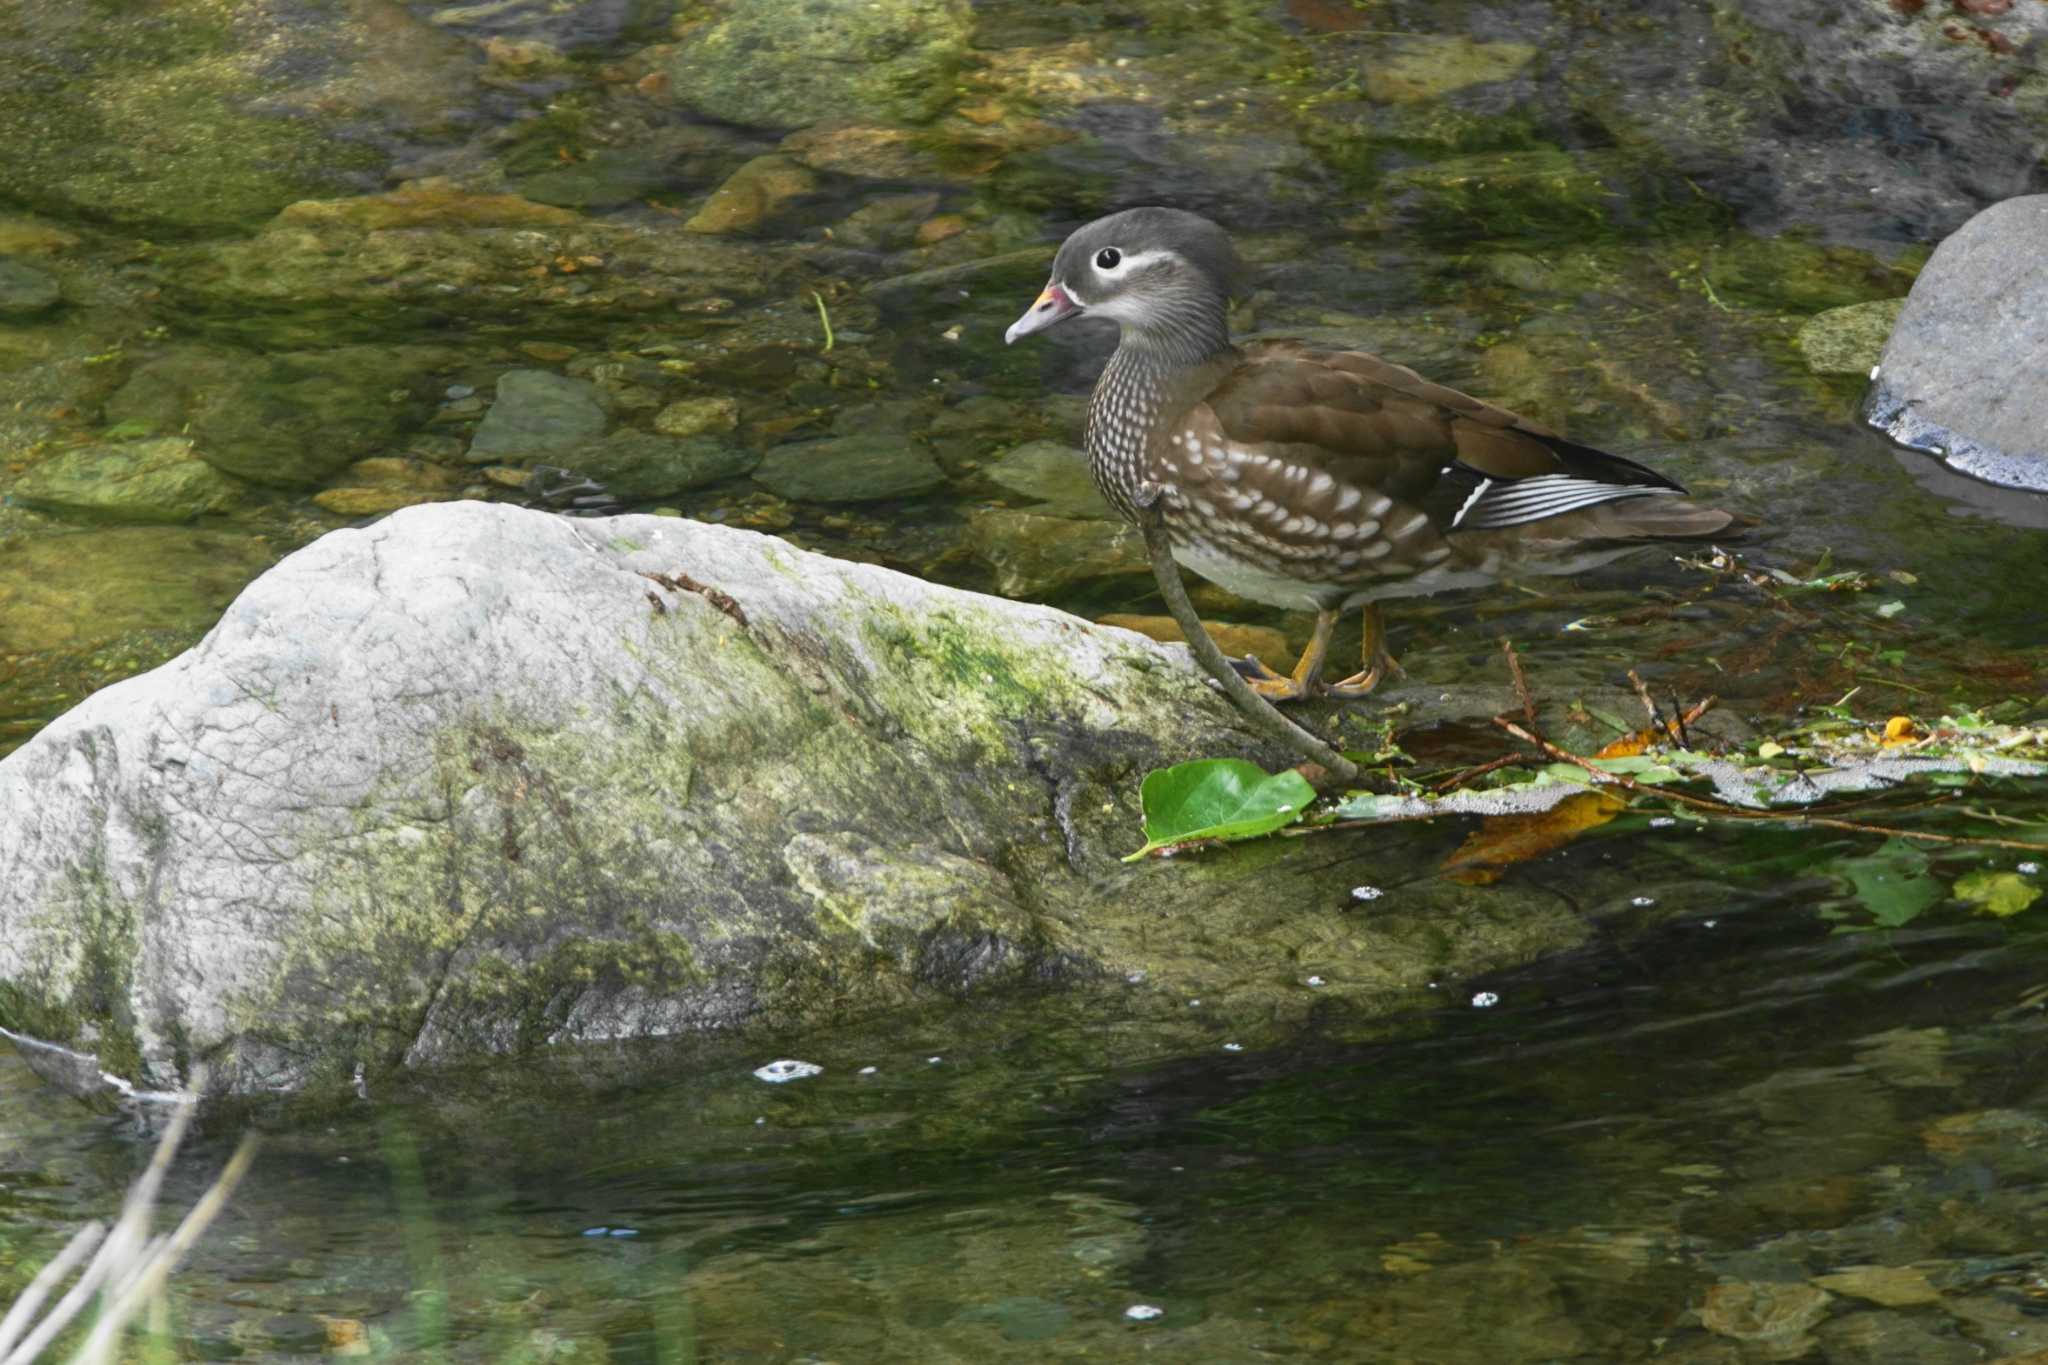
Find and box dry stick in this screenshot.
[1502,638,1537,730]
[0,1224,104,1359]
[1625,668,1663,730]
[1493,715,2048,854]
[69,1135,261,1365]
[1132,489,1360,784]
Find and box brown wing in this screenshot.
[1198,341,1685,531]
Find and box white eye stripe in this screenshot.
[1092,247,1174,279]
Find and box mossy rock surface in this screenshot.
[13,437,244,523]
[0,503,1600,1102]
[652,0,975,130]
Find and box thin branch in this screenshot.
[1133,488,1360,784]
[1502,638,1536,729]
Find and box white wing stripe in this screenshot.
[1450,477,1493,529]
[1456,477,1677,531]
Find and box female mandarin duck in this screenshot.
[1005,206,1736,701]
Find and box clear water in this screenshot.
[5,882,2047,1361]
[4,0,2048,1357]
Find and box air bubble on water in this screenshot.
[1351,885,1384,902]
[1632,895,1657,907]
[2020,862,2041,876]
[1223,1042,1243,1052]
[1305,975,1325,987]
[752,1059,822,1084]
[1650,816,1677,828]
[858,1065,877,1075]
[1125,1304,1165,1321]
[1472,991,1500,1008]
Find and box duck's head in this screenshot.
[1004,207,1243,352]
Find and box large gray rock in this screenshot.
[0,502,1603,1102]
[1864,196,2048,493]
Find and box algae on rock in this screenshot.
[652,0,975,130]
[0,504,1604,1101]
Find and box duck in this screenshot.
[1004,206,1736,701]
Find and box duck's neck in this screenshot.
[1086,309,1236,522]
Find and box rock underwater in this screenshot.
[0,502,1599,1104]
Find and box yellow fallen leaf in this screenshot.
[1757,740,1784,759]
[1954,870,2041,918]
[1881,715,1919,746]
[1442,790,1628,885]
[1595,729,1656,759]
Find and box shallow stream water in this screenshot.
[3,0,2046,1357]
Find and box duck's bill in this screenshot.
[1004,281,1081,344]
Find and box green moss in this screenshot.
[860,601,1093,759]
[1694,233,1921,314]
[2,842,149,1079]
[1367,147,1715,247]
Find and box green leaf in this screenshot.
[1954,870,2042,919]
[1127,759,1317,860]
[1836,838,1941,928]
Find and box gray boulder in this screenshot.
[1865,196,2048,493]
[0,502,1600,1102]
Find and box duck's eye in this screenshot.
[1095,247,1122,271]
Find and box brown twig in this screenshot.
[1431,754,1528,794]
[642,570,748,628]
[1502,638,1536,729]
[1625,668,1661,729]
[1132,489,1360,784]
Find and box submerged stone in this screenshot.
[13,437,244,523]
[1094,613,1289,665]
[983,440,1109,520]
[1361,36,1536,105]
[683,155,819,235]
[1796,299,1904,376]
[1370,148,1639,244]
[104,345,446,488]
[275,180,580,231]
[0,525,277,654]
[1864,195,2048,493]
[467,370,610,464]
[967,509,1148,598]
[752,433,945,503]
[651,0,973,129]
[652,397,740,440]
[0,257,62,317]
[562,430,759,500]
